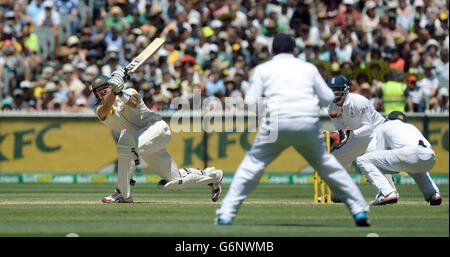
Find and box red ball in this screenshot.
[329,110,338,118]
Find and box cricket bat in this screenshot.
[125,37,165,74]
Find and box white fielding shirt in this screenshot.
[245,53,335,119]
[328,93,385,138]
[376,119,432,150]
[96,88,162,133]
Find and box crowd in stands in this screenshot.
[0,0,448,114]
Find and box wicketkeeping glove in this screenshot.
[338,128,353,147]
[329,131,341,152]
[108,66,127,94]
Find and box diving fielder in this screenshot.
[215,33,370,226]
[356,111,441,205]
[326,75,398,202]
[91,68,223,203]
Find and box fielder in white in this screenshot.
[356,111,442,206]
[90,68,223,203]
[215,33,370,226]
[326,75,398,201]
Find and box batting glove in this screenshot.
[111,65,128,80]
[108,66,127,94]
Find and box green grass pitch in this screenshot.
[0,183,448,237]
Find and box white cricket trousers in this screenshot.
[117,120,218,197]
[216,117,369,221]
[332,134,374,167]
[356,145,440,200]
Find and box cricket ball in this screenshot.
[329,110,338,118]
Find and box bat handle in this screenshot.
[123,67,131,81]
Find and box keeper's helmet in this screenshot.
[327,75,350,105]
[91,75,110,102]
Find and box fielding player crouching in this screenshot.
[91,66,223,203]
[356,111,442,206]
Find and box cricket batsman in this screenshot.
[356,111,441,206]
[91,66,223,203]
[326,75,398,203]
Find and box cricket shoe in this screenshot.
[370,191,398,206]
[205,167,224,202]
[215,217,232,225]
[353,212,370,227]
[101,188,133,203]
[429,192,442,206]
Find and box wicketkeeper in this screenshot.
[91,66,223,203]
[326,75,398,202]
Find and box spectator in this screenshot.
[417,60,439,111]
[160,70,178,99]
[20,80,37,111]
[61,90,78,112]
[424,39,440,62]
[60,63,84,95]
[91,18,107,45]
[52,97,63,111]
[20,20,40,73]
[1,97,13,110]
[26,0,45,25]
[405,74,424,112]
[358,82,371,98]
[36,81,57,111]
[78,74,97,109]
[148,59,163,85]
[382,13,409,47]
[437,87,449,112]
[12,88,28,110]
[362,1,380,34]
[55,0,80,35]
[205,67,225,97]
[101,50,121,77]
[320,38,339,62]
[377,72,408,113]
[351,33,371,64]
[154,93,169,111]
[224,76,244,111]
[0,39,26,96]
[104,25,125,62]
[335,0,361,29]
[35,1,60,47]
[397,0,415,30]
[106,6,125,32]
[290,1,311,29]
[435,48,449,91]
[162,0,184,22]
[388,46,406,71]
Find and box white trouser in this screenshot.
[333,132,397,191]
[216,117,369,221]
[356,145,439,200]
[332,134,374,167]
[136,120,219,190]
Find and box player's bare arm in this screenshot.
[96,86,116,121]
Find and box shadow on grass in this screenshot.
[243,223,346,227]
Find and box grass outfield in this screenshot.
[0,183,448,237]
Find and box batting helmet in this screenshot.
[327,75,350,104]
[91,75,110,101]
